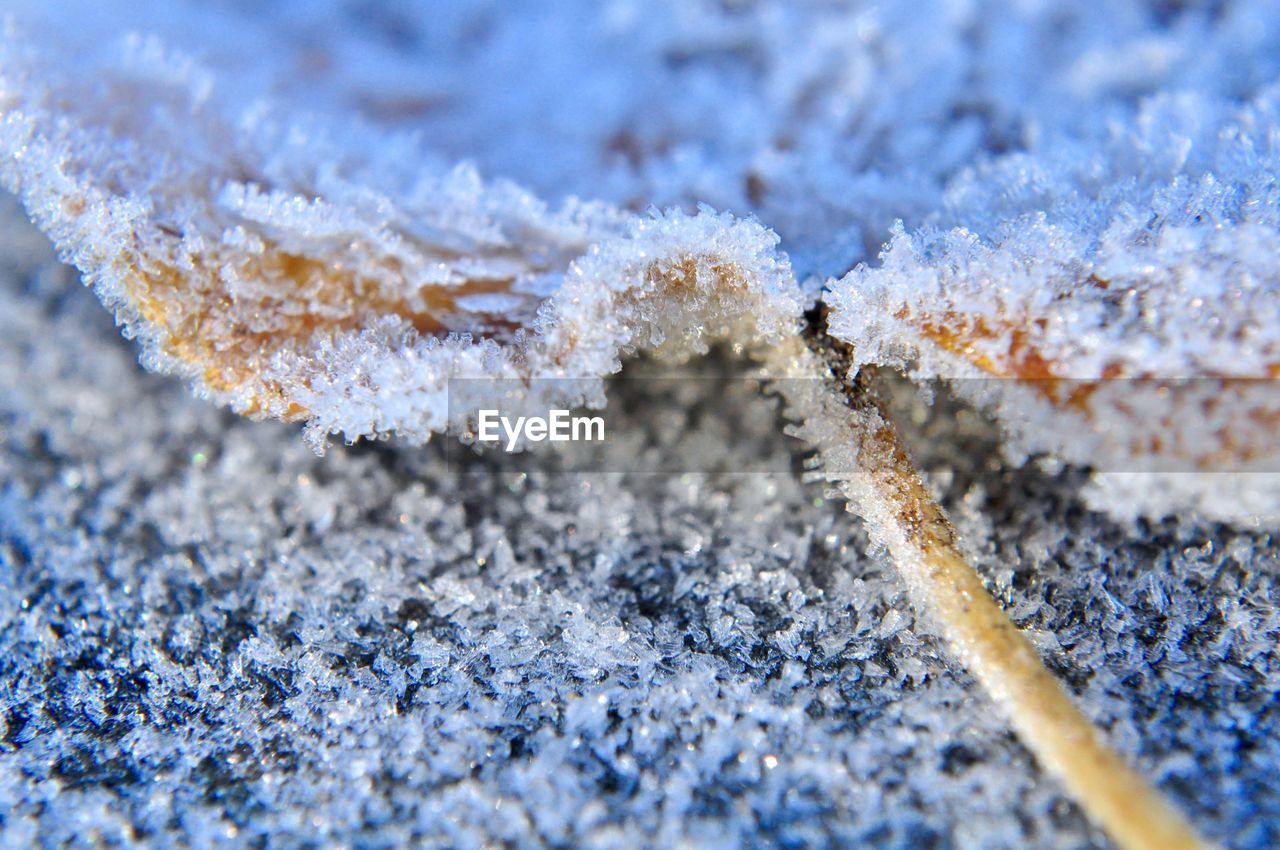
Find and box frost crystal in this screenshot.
[4,195,1277,849]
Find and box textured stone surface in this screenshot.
[1,198,1277,848]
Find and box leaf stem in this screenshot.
[766,334,1210,850]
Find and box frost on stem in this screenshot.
[764,331,1210,850]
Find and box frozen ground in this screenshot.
[1,196,1277,848]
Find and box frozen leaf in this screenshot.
[827,91,1280,524]
[0,9,802,451]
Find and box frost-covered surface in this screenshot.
[814,9,1280,521]
[825,86,1280,521]
[3,1,1280,846]
[2,197,1279,849]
